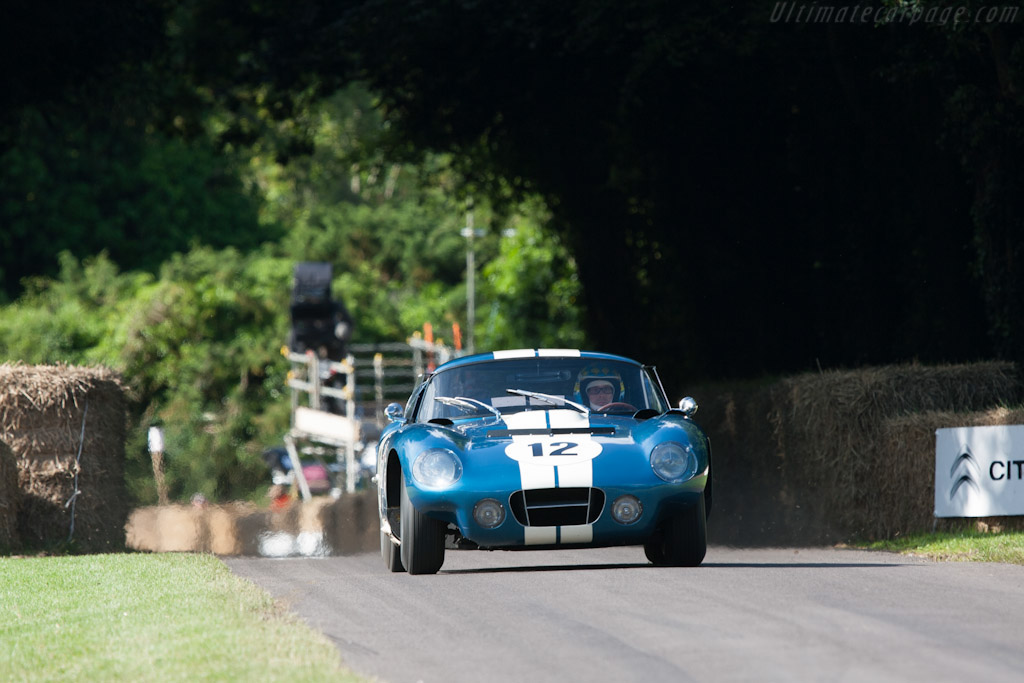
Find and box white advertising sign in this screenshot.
[935,425,1024,517]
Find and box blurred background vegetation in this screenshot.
[1,0,1021,502]
[0,67,584,502]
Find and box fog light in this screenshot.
[611,495,643,525]
[473,498,506,528]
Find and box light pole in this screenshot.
[461,209,484,355]
[147,426,168,506]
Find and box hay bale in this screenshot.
[773,362,1021,541]
[124,498,362,556]
[321,490,379,554]
[881,407,1024,535]
[204,504,249,555]
[0,363,128,552]
[0,439,20,548]
[126,502,257,554]
[692,362,1022,545]
[126,505,202,552]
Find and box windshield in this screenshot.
[414,357,668,421]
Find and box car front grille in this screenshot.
[509,487,605,527]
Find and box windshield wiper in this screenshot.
[434,396,502,420]
[506,389,590,415]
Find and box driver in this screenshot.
[574,366,625,410]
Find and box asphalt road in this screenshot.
[226,546,1024,683]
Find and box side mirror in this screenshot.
[678,396,698,417]
[384,402,405,423]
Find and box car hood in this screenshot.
[432,408,703,457]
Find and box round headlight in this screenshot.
[650,441,697,483]
[611,495,643,525]
[473,499,506,528]
[412,448,463,489]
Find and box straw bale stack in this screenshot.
[321,490,379,554]
[693,362,1022,545]
[881,407,1024,535]
[124,495,380,556]
[0,363,128,552]
[126,502,257,554]
[773,362,1020,541]
[0,439,19,548]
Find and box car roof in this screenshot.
[432,349,643,374]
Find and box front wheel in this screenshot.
[643,530,666,565]
[646,493,707,567]
[400,471,446,574]
[380,527,404,573]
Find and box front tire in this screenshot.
[399,471,445,574]
[643,530,666,564]
[380,527,404,572]
[647,493,707,567]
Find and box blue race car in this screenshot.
[376,349,712,574]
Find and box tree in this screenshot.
[0,109,277,299]
[882,1,1024,366]
[168,0,1016,386]
[0,83,589,502]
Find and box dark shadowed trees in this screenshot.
[5,0,1023,383]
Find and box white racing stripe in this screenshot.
[537,349,581,357]
[492,349,537,359]
[559,524,594,544]
[504,408,597,545]
[555,461,593,488]
[524,527,557,545]
[549,410,595,543]
[547,410,594,487]
[546,409,590,430]
[505,411,557,490]
[492,348,582,359]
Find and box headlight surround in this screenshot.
[650,441,698,483]
[412,448,463,489]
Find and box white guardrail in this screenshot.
[283,337,462,499]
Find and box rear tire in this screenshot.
[399,472,445,575]
[648,493,707,567]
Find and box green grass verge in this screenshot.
[861,530,1024,564]
[0,553,362,682]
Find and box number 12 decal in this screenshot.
[504,438,602,463]
[529,441,578,457]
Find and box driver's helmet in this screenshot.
[574,365,625,405]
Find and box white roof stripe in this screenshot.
[537,349,581,357]
[492,349,537,359]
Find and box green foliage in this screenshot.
[0,85,586,503]
[0,248,294,501]
[9,0,1024,502]
[479,203,586,350]
[179,0,1024,379]
[0,108,277,298]
[878,0,1024,365]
